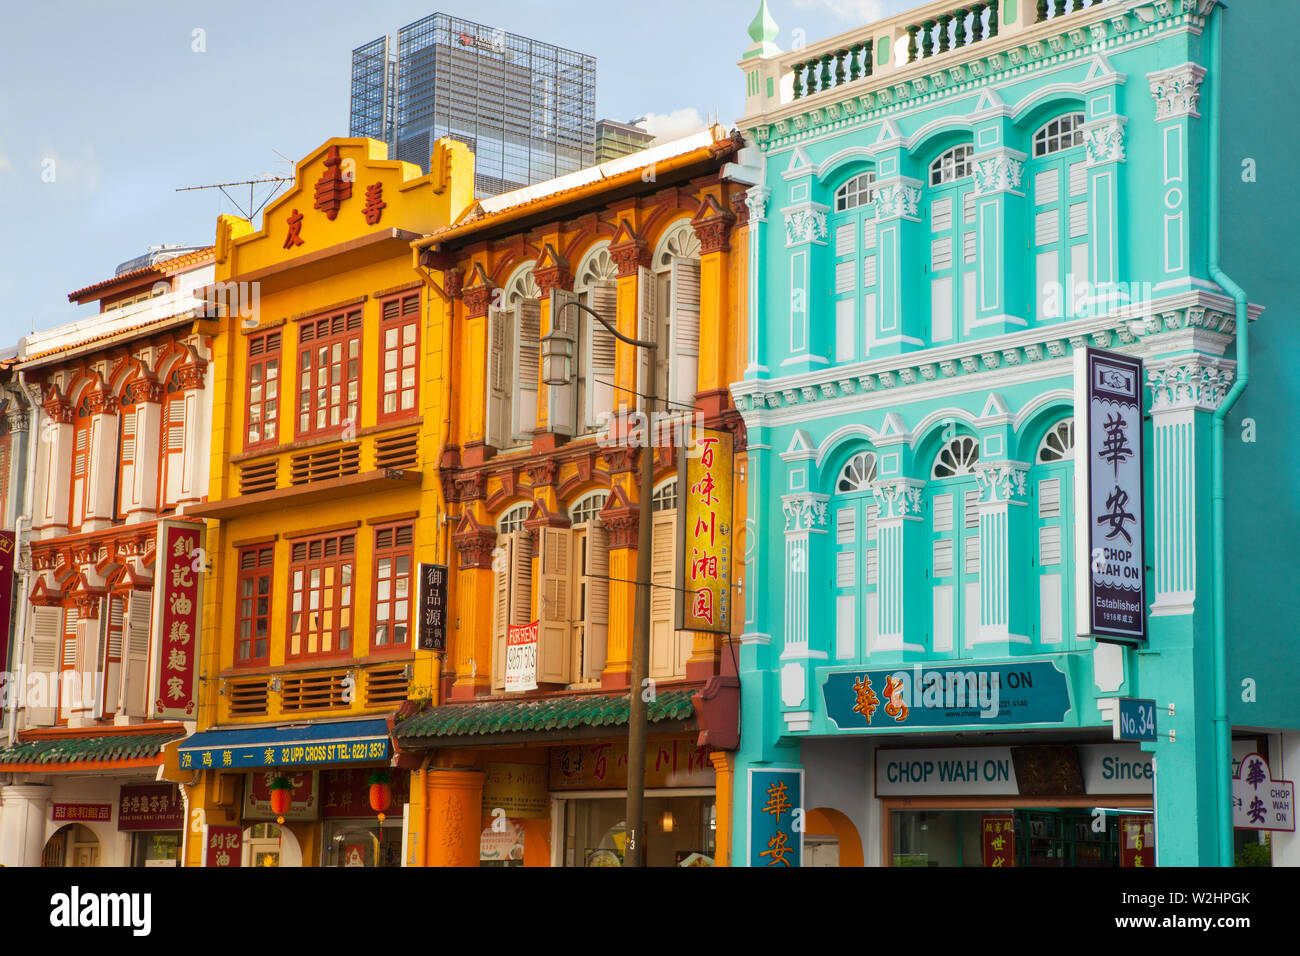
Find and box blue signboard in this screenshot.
[177,718,391,769]
[748,768,803,868]
[823,661,1071,731]
[1114,697,1157,742]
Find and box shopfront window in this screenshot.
[323,818,402,867]
[890,808,1153,867]
[561,794,716,867]
[243,822,284,867]
[131,832,182,867]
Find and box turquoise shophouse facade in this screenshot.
[731,0,1299,866]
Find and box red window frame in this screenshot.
[245,330,282,450]
[236,545,274,665]
[296,309,362,440]
[287,532,355,659]
[378,292,420,422]
[372,522,414,651]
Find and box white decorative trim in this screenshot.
[1145,355,1235,412]
[871,176,922,221]
[970,149,1026,197]
[1082,116,1127,166]
[870,478,925,520]
[781,202,829,246]
[1147,62,1206,121]
[745,185,771,223]
[782,492,829,531]
[974,461,1030,503]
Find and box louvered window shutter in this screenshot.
[536,527,572,684]
[669,258,701,410]
[27,606,61,726]
[485,308,511,449]
[588,281,618,428]
[636,267,657,413]
[649,511,680,678]
[122,590,153,717]
[492,536,512,689]
[584,523,609,680]
[513,300,541,441]
[547,290,580,437]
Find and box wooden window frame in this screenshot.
[378,292,420,424]
[245,329,283,451]
[159,372,186,513]
[287,532,355,660]
[371,521,414,653]
[296,308,363,441]
[236,545,275,666]
[69,395,93,532]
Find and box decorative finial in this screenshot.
[744,0,781,59]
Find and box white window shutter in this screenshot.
[492,536,512,689]
[668,257,701,411]
[120,410,137,514]
[636,266,657,413]
[485,309,511,449]
[547,290,580,437]
[536,527,573,684]
[121,589,153,717]
[512,299,541,441]
[650,510,679,678]
[584,522,609,680]
[26,606,61,726]
[588,281,618,429]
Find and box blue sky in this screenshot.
[0,0,908,342]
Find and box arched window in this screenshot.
[1033,113,1085,157]
[1030,417,1076,646]
[1031,113,1089,321]
[652,478,678,513]
[573,243,618,432]
[929,144,973,186]
[831,171,879,364]
[927,144,977,345]
[569,492,607,526]
[651,220,702,411]
[832,449,880,660]
[927,435,982,653]
[487,265,542,449]
[1037,419,1075,462]
[498,503,530,533]
[833,172,875,211]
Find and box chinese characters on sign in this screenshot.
[505,621,538,693]
[204,826,242,868]
[417,563,448,652]
[323,768,410,819]
[748,768,802,868]
[117,785,184,831]
[243,771,320,822]
[181,737,388,771]
[981,815,1016,867]
[150,520,203,720]
[549,736,713,790]
[678,429,732,633]
[481,762,549,818]
[1232,752,1295,832]
[1077,349,1147,645]
[1119,815,1155,867]
[52,803,112,823]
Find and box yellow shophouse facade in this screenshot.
[174,137,473,867]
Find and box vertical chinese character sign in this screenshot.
[1119,815,1155,867]
[981,814,1016,867]
[417,563,448,652]
[1076,349,1147,645]
[203,825,242,868]
[748,768,802,868]
[150,520,203,719]
[678,428,732,633]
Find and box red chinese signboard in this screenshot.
[0,531,14,676]
[677,428,732,633]
[243,770,320,822]
[204,826,242,867]
[1119,814,1155,867]
[323,768,410,819]
[52,803,112,823]
[549,735,713,790]
[150,519,203,720]
[981,814,1016,867]
[118,784,183,831]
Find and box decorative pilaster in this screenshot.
[1147,62,1204,288]
[870,478,926,651]
[461,263,495,319]
[972,462,1031,644]
[779,199,828,371]
[778,491,828,733]
[744,186,770,376]
[450,509,496,699]
[969,136,1029,330]
[1148,63,1206,121]
[869,163,926,354]
[85,389,120,526]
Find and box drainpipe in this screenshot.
[7,369,41,746]
[1207,1,1247,868]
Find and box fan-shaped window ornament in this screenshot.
[653,219,701,269]
[502,265,542,310]
[498,503,530,534]
[929,145,974,186]
[932,436,980,478]
[1037,419,1075,463]
[834,172,876,212]
[569,492,608,526]
[575,243,617,291]
[1033,113,1085,157]
[651,479,678,513]
[836,452,878,493]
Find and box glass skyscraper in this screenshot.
[350,14,597,199]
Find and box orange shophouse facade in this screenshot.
[173,137,474,867]
[0,248,214,867]
[393,126,755,867]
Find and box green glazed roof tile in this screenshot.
[0,732,182,767]
[394,689,697,742]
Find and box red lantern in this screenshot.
[269,776,292,824]
[368,771,392,823]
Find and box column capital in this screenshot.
[780,202,829,247]
[1082,116,1127,167]
[870,176,923,222]
[974,461,1030,503]
[744,185,771,224]
[1146,355,1235,413]
[781,492,829,532]
[451,512,497,570]
[970,147,1027,197]
[1148,62,1206,121]
[870,478,925,520]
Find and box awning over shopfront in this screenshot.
[0,729,185,771]
[394,689,698,749]
[177,717,391,770]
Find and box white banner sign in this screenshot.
[505,621,538,693]
[1079,744,1153,795]
[1075,348,1147,644]
[876,748,1017,796]
[1232,752,1295,832]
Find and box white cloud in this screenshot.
[635,108,711,145]
[789,0,888,23]
[0,153,12,175]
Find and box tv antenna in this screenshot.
[175,175,291,221]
